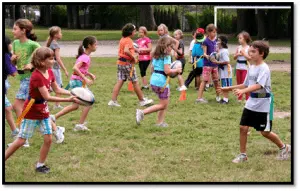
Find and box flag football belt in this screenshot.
[28,96,46,104]
[177,55,185,59]
[250,93,271,98]
[237,60,247,64]
[17,68,35,74]
[154,70,167,77]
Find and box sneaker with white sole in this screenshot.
[195,98,208,103]
[139,98,153,106]
[179,85,187,91]
[23,139,30,147]
[54,126,65,144]
[232,153,248,163]
[108,100,121,107]
[74,124,90,131]
[136,109,144,125]
[155,122,168,128]
[53,105,64,110]
[277,144,291,160]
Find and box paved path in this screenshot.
[38,41,291,57]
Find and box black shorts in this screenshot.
[194,67,203,76]
[178,59,185,75]
[240,108,272,132]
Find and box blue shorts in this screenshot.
[16,78,30,100]
[5,95,11,108]
[53,68,63,88]
[221,78,232,87]
[69,79,83,89]
[18,117,52,139]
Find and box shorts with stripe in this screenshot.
[240,108,272,132]
[221,78,232,87]
[117,64,138,82]
[16,78,30,100]
[18,117,52,139]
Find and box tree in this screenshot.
[72,5,80,29]
[236,9,246,34]
[67,5,72,28]
[138,5,156,30]
[256,9,266,39]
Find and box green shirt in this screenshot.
[12,39,40,80]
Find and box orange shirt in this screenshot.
[117,37,134,65]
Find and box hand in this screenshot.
[64,69,69,78]
[240,49,246,56]
[233,89,244,97]
[84,78,93,86]
[23,64,33,70]
[210,58,218,64]
[90,73,96,81]
[69,96,81,104]
[11,54,18,62]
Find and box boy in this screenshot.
[219,40,291,163]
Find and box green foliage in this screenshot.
[51,5,68,28]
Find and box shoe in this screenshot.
[216,96,221,103]
[232,153,248,163]
[141,85,149,90]
[11,128,19,139]
[179,85,187,91]
[54,126,65,144]
[136,109,144,125]
[155,122,168,128]
[140,98,153,106]
[36,165,50,174]
[220,99,229,104]
[195,98,208,103]
[74,124,90,131]
[53,105,64,110]
[277,144,291,160]
[108,100,121,107]
[176,87,181,91]
[50,115,56,123]
[204,87,209,91]
[23,139,30,147]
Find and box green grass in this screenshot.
[5,28,291,46]
[4,55,291,182]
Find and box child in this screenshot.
[51,36,97,131]
[136,37,182,127]
[196,24,220,103]
[157,23,180,51]
[185,28,205,90]
[108,23,153,107]
[173,29,187,91]
[215,35,231,104]
[219,41,291,163]
[5,47,78,173]
[136,26,152,89]
[234,31,252,102]
[46,26,69,109]
[11,19,41,147]
[4,35,19,139]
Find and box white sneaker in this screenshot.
[140,98,153,106]
[179,85,187,91]
[108,100,121,107]
[54,126,65,144]
[232,153,248,163]
[136,109,144,125]
[53,105,64,110]
[23,139,30,147]
[216,96,221,102]
[277,144,291,160]
[195,98,208,103]
[74,124,90,131]
[155,122,168,128]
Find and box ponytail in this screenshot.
[76,36,97,59]
[26,31,37,41]
[76,45,84,59]
[46,36,53,47]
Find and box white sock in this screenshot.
[223,98,229,102]
[206,84,209,88]
[36,162,45,168]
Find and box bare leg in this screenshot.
[38,134,52,163]
[213,80,220,97]
[132,81,144,101]
[111,80,124,101]
[79,106,92,124]
[5,106,17,131]
[197,81,207,99]
[240,126,249,153]
[5,138,26,160]
[13,99,25,118]
[142,76,148,87]
[143,99,169,124]
[177,75,184,87]
[55,103,79,120]
[195,75,201,89]
[261,131,285,148]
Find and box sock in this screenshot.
[223,98,229,102]
[241,153,247,157]
[36,162,45,168]
[280,144,286,150]
[206,84,209,88]
[216,96,221,102]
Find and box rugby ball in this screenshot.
[133,43,139,49]
[71,87,95,106]
[209,52,220,62]
[169,60,182,78]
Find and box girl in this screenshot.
[5,47,78,173]
[46,26,69,109]
[173,29,187,91]
[11,19,40,147]
[136,37,182,127]
[234,31,252,102]
[51,36,97,131]
[136,26,152,89]
[108,23,153,107]
[157,23,179,50]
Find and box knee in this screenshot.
[261,131,270,137]
[5,106,12,113]
[44,135,52,145]
[16,138,26,146]
[240,126,248,134]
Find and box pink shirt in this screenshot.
[71,54,91,81]
[136,37,151,61]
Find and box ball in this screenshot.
[71,87,95,106]
[209,52,220,62]
[169,60,182,78]
[133,43,139,49]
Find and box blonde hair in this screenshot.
[157,23,169,35]
[31,47,54,69]
[46,26,61,47]
[174,29,183,39]
[139,26,148,36]
[151,36,174,59]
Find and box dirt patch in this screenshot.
[274,111,291,119]
[268,61,291,72]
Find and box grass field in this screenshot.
[4,54,291,182]
[5,28,291,47]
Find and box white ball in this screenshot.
[169,60,182,78]
[133,43,139,49]
[71,87,95,106]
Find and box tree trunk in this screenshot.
[72,5,80,29]
[67,5,73,28]
[256,9,266,39]
[267,9,279,39]
[45,6,51,26]
[236,9,246,34]
[139,5,156,30]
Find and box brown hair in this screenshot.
[46,26,61,47]
[250,40,269,59]
[151,36,174,59]
[77,36,97,59]
[157,23,169,35]
[14,19,37,41]
[31,47,54,68]
[206,23,216,33]
[237,31,252,44]
[139,26,148,36]
[174,29,183,39]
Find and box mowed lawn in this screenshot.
[4,55,291,182]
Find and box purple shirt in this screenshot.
[4,53,17,94]
[203,37,218,67]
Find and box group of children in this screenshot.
[4,19,290,174]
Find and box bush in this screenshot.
[51,5,68,28]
